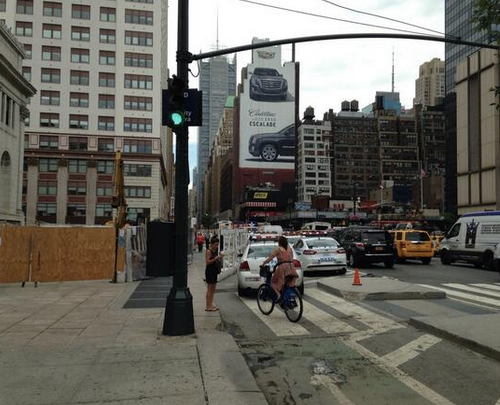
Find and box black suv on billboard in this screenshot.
[248,124,295,162]
[338,227,394,268]
[250,68,288,101]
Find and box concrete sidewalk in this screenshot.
[0,253,268,405]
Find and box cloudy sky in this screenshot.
[167,0,445,177]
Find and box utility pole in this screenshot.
[163,0,194,336]
[352,183,357,217]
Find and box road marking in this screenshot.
[302,300,358,334]
[443,283,500,299]
[307,288,404,334]
[380,334,441,367]
[471,283,500,292]
[495,397,500,405]
[312,375,356,405]
[238,295,309,337]
[420,284,500,308]
[342,337,457,405]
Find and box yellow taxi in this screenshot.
[391,230,434,264]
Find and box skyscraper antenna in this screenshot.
[391,47,395,93]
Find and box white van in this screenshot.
[440,211,500,270]
[301,221,331,231]
[257,224,283,235]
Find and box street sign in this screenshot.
[162,89,202,127]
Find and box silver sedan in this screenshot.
[293,237,347,274]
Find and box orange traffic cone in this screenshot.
[352,268,362,286]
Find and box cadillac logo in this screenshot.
[257,51,275,59]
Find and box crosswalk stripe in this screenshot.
[302,300,357,334]
[443,283,500,299]
[312,375,356,405]
[306,288,404,334]
[420,284,500,308]
[238,295,309,337]
[471,283,500,292]
[380,334,441,367]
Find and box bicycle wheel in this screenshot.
[283,287,303,323]
[257,284,275,315]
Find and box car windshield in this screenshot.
[246,244,276,258]
[361,231,391,243]
[305,239,339,249]
[254,68,279,76]
[406,232,430,242]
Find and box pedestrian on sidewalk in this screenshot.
[196,233,205,252]
[205,236,223,311]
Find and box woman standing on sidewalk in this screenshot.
[205,236,223,311]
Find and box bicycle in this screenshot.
[256,265,303,322]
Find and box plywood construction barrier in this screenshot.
[0,226,123,283]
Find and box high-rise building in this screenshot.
[197,56,236,220]
[414,58,445,107]
[0,0,169,225]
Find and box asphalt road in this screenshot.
[211,255,500,405]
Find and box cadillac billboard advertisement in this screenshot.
[239,42,297,169]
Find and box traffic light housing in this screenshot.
[165,75,186,129]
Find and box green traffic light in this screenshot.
[170,111,184,126]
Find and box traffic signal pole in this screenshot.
[163,0,194,336]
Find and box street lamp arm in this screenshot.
[191,32,500,61]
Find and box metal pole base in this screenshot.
[162,287,195,336]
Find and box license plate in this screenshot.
[318,257,334,262]
[375,247,384,251]
[245,277,261,282]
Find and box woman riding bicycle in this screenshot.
[261,236,298,302]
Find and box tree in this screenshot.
[472,0,500,109]
[201,212,214,228]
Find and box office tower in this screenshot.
[0,0,169,225]
[414,58,445,107]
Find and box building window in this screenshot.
[124,74,153,90]
[100,7,116,22]
[67,204,86,218]
[124,52,153,68]
[16,21,32,37]
[124,30,153,46]
[68,159,87,173]
[96,204,112,218]
[37,203,57,217]
[125,9,153,25]
[125,186,151,198]
[69,92,89,108]
[42,46,61,61]
[71,26,90,41]
[0,0,6,12]
[41,68,60,83]
[70,70,89,86]
[98,139,114,152]
[124,163,152,177]
[43,2,62,17]
[67,181,87,195]
[97,160,114,173]
[16,0,33,15]
[40,113,59,128]
[123,139,152,153]
[127,207,150,224]
[99,51,115,65]
[99,28,116,44]
[23,44,32,59]
[39,135,58,149]
[72,4,90,19]
[99,72,115,87]
[38,181,57,195]
[96,183,113,196]
[124,96,153,111]
[22,66,31,81]
[42,24,62,39]
[126,0,153,3]
[123,117,152,133]
[38,158,58,172]
[69,116,89,130]
[24,114,30,127]
[71,48,90,63]
[98,94,115,109]
[69,136,88,150]
[98,116,114,131]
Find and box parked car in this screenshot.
[293,237,347,275]
[391,230,434,264]
[248,124,295,162]
[440,211,500,270]
[249,67,288,101]
[338,227,394,268]
[237,236,304,296]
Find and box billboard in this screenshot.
[239,40,297,169]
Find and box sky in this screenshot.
[167,0,445,181]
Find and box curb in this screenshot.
[409,316,500,363]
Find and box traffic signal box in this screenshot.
[162,76,202,129]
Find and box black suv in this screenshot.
[250,68,288,101]
[338,227,394,268]
[248,124,295,162]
